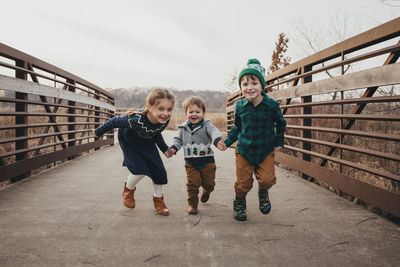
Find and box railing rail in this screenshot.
[0,42,115,182]
[226,17,400,218]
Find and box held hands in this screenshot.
[164,147,176,158]
[216,140,227,151]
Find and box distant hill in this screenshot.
[106,87,230,111]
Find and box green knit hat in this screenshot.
[238,58,266,90]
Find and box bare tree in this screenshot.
[290,9,399,102]
[379,0,400,6]
[268,33,291,75]
[289,12,360,99]
[225,71,239,93]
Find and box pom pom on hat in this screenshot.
[238,58,266,90]
[247,58,261,65]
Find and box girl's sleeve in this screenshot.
[154,133,168,153]
[224,103,241,147]
[273,101,286,147]
[94,115,130,137]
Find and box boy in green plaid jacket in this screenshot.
[224,59,286,221]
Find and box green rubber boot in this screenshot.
[259,189,271,214]
[233,198,247,221]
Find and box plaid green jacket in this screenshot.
[224,94,286,165]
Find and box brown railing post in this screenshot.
[67,79,76,149]
[13,59,29,182]
[339,52,345,174]
[301,65,312,180]
[94,91,100,150]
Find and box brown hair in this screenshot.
[240,74,259,85]
[135,88,175,115]
[182,96,206,113]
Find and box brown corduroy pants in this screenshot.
[235,149,276,199]
[185,163,216,205]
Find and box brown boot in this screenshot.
[200,190,210,203]
[122,182,135,208]
[153,195,169,216]
[188,202,198,214]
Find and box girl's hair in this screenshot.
[182,96,206,113]
[135,88,175,115]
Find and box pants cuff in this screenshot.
[235,192,247,199]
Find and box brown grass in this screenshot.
[0,106,101,166]
[166,110,226,132]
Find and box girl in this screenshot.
[94,88,175,216]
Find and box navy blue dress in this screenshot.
[94,113,169,185]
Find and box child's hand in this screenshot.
[168,147,176,155]
[274,146,283,152]
[92,129,98,137]
[171,148,176,155]
[164,147,176,158]
[217,140,227,151]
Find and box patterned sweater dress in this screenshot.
[94,113,169,185]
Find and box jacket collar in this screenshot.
[178,119,207,132]
[242,92,269,107]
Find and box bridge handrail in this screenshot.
[0,42,115,182]
[226,17,400,218]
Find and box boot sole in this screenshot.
[155,210,169,216]
[234,215,247,221]
[260,209,271,214]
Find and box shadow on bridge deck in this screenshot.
[0,130,399,266]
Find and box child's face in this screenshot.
[186,104,204,125]
[147,98,174,124]
[240,75,263,101]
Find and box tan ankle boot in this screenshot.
[153,195,169,216]
[122,182,135,208]
[188,203,198,214]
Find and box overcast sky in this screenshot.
[1,0,399,91]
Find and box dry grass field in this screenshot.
[167,109,226,132]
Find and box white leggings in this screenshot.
[126,174,163,197]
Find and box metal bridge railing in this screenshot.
[0,43,115,182]
[226,18,400,218]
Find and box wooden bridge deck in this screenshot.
[0,131,399,266]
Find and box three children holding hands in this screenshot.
[94,58,286,221]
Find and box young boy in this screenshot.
[224,59,286,221]
[169,96,226,214]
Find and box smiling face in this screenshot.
[147,98,174,124]
[240,74,263,104]
[186,104,204,125]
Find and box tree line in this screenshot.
[106,87,230,111]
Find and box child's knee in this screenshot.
[185,165,202,186]
[235,180,253,194]
[187,178,202,187]
[258,177,276,190]
[187,183,200,193]
[200,163,216,189]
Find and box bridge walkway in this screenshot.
[0,131,399,266]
